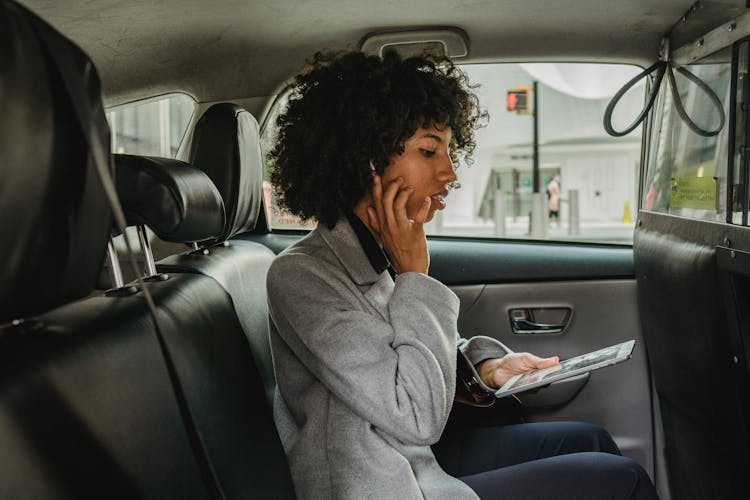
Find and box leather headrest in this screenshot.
[0,1,112,323]
[114,154,226,243]
[189,103,264,241]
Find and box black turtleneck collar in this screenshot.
[345,212,396,280]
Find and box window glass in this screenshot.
[106,93,195,158]
[260,92,314,230]
[643,47,732,222]
[262,63,645,243]
[431,63,643,244]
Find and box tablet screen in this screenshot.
[495,340,635,397]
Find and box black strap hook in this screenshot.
[604,59,725,138]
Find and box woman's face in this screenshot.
[380,125,457,223]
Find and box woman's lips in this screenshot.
[430,194,446,210]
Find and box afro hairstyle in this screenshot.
[267,49,485,228]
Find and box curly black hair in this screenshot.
[268,50,486,228]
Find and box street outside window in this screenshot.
[262,63,645,244]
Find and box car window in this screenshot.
[261,63,645,243]
[260,92,315,230]
[106,93,195,158]
[642,46,733,222]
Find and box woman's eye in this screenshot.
[420,149,436,158]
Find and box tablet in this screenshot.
[495,339,636,398]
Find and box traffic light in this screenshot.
[507,87,530,114]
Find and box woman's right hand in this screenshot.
[366,174,431,275]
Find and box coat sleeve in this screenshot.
[459,335,513,366]
[267,253,459,445]
[456,336,513,395]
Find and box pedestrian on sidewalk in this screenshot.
[546,175,560,225]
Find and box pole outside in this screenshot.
[533,80,539,193]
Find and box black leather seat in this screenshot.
[154,103,279,406]
[113,153,296,499]
[1,2,295,498]
[0,3,212,497]
[0,0,111,321]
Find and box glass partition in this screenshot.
[643,47,733,222]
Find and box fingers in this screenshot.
[534,356,560,368]
[366,206,381,235]
[371,174,385,229]
[522,353,560,369]
[380,176,402,229]
[382,177,420,229]
[501,352,559,373]
[372,174,430,228]
[414,196,431,224]
[393,185,414,226]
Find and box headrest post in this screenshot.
[136,225,158,278]
[106,237,125,289]
[189,240,211,256]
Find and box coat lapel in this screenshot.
[316,218,393,321]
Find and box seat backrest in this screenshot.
[0,3,210,497]
[114,153,295,498]
[0,0,111,323]
[634,211,750,500]
[1,3,295,498]
[140,272,296,499]
[0,293,217,499]
[151,103,279,405]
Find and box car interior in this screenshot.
[2,0,750,499]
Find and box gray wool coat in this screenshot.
[267,217,508,499]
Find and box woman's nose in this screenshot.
[437,157,457,183]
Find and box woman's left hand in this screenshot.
[476,353,560,390]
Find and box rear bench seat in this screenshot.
[152,103,279,407]
[113,154,295,499]
[0,1,295,498]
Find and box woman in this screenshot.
[266,50,657,499]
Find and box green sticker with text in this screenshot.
[670,177,717,211]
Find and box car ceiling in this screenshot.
[17,0,746,107]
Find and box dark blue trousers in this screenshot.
[433,422,658,499]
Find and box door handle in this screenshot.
[509,307,571,334]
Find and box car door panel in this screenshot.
[429,239,653,478]
[451,280,652,472]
